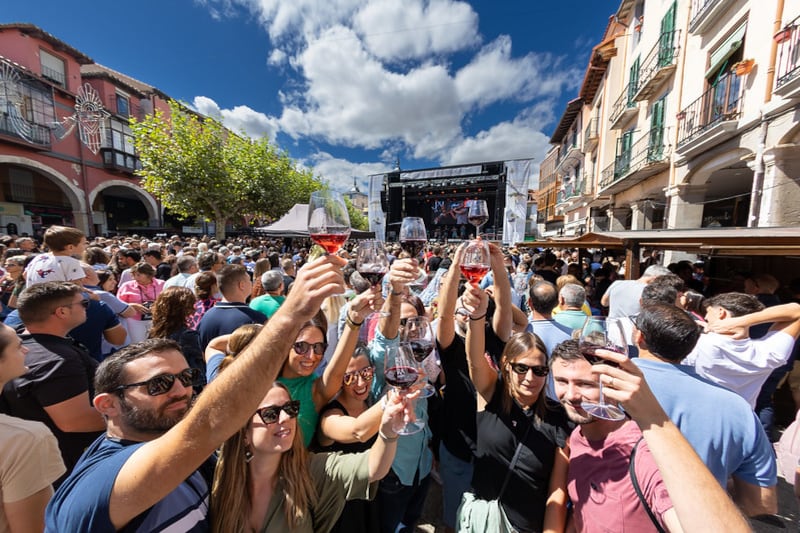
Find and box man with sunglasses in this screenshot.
[45,255,348,532]
[0,282,105,486]
[549,339,681,532]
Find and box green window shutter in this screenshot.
[649,99,665,161]
[628,57,641,102]
[659,2,677,67]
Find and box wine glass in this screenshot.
[468,200,489,237]
[308,191,351,255]
[401,317,437,398]
[399,217,428,288]
[356,240,389,287]
[384,343,425,435]
[577,316,627,421]
[460,239,490,286]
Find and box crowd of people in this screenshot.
[0,224,797,532]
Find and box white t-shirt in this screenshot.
[24,254,83,287]
[684,331,796,408]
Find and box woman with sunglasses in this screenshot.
[279,287,383,447]
[459,281,571,533]
[316,346,384,533]
[211,381,412,532]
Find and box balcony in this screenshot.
[0,113,51,148]
[100,148,141,173]
[632,30,680,102]
[775,17,800,99]
[689,0,736,35]
[555,141,582,175]
[556,171,595,209]
[40,65,65,87]
[583,117,600,152]
[676,72,742,158]
[599,129,670,195]
[609,82,638,129]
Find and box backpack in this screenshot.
[776,408,800,484]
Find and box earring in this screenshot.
[244,445,253,463]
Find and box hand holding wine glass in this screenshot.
[308,190,351,254]
[384,343,425,435]
[578,316,627,421]
[398,217,428,288]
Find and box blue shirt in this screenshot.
[368,328,432,486]
[46,436,211,532]
[197,302,267,350]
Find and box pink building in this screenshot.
[0,23,169,237]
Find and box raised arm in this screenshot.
[462,282,496,407]
[488,244,513,342]
[319,399,383,445]
[710,302,800,339]
[317,286,384,409]
[106,256,346,530]
[379,258,418,339]
[367,390,415,481]
[437,244,465,350]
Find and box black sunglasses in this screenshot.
[293,341,327,356]
[256,400,301,424]
[62,299,90,310]
[509,362,549,377]
[343,366,375,386]
[114,368,203,396]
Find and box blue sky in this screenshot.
[5,0,619,191]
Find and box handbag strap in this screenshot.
[629,437,667,533]
[498,418,532,500]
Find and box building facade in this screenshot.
[539,0,800,243]
[0,24,167,237]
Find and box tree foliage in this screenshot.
[343,196,369,231]
[131,100,323,238]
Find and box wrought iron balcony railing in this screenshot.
[633,30,681,101]
[609,81,638,127]
[676,72,742,147]
[775,16,800,93]
[600,128,669,190]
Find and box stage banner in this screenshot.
[504,159,533,244]
[368,174,386,241]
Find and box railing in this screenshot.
[583,117,599,151]
[634,30,680,100]
[600,129,668,189]
[609,81,637,125]
[40,65,65,86]
[776,16,800,91]
[690,0,721,30]
[0,113,51,146]
[677,72,742,147]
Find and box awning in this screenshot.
[705,22,747,79]
[518,227,800,256]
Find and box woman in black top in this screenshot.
[461,280,571,532]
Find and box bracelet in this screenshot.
[379,429,399,442]
[390,289,404,296]
[469,313,487,321]
[345,315,363,330]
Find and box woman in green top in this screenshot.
[278,286,383,446]
[210,382,412,532]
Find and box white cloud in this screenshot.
[267,48,287,66]
[277,25,463,157]
[353,0,479,61]
[192,96,280,141]
[305,151,390,192]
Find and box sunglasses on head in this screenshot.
[292,341,327,356]
[343,366,375,386]
[508,362,549,377]
[114,368,203,396]
[256,400,301,424]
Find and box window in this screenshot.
[40,49,66,87]
[102,117,138,170]
[18,82,56,126]
[116,93,130,117]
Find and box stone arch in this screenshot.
[682,147,753,187]
[89,180,158,223]
[0,155,86,212]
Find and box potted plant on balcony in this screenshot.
[774,27,793,44]
[732,59,755,76]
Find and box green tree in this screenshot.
[131,100,322,239]
[344,196,369,231]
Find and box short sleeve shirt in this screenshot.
[24,254,83,286]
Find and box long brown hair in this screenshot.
[148,287,196,339]
[210,382,317,531]
[500,332,548,420]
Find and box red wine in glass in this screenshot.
[409,340,433,363]
[310,233,348,254]
[460,264,489,284]
[385,366,419,390]
[400,239,426,258]
[468,214,489,227]
[358,270,386,286]
[579,342,622,367]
